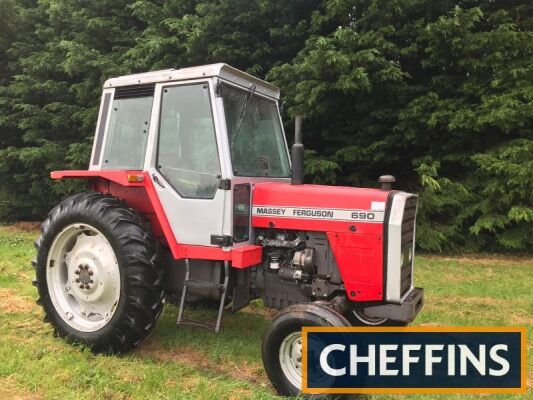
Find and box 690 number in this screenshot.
[351,212,375,220]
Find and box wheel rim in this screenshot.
[352,309,387,326]
[279,331,303,389]
[46,223,121,332]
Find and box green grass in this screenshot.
[0,225,530,399]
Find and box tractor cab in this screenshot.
[90,64,289,247]
[38,63,424,397]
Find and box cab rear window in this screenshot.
[101,85,154,170]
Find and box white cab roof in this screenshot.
[103,63,280,99]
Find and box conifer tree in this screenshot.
[0,0,530,251]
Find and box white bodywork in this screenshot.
[89,64,289,247]
[386,192,417,303]
[104,63,280,98]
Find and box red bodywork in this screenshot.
[51,170,262,268]
[52,171,389,301]
[252,182,390,301]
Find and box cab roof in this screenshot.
[103,63,280,99]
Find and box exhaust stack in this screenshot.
[291,115,304,185]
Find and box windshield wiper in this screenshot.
[230,84,256,147]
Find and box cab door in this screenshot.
[146,80,228,246]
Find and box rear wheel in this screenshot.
[262,302,350,397]
[33,192,164,353]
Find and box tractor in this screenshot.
[33,63,424,397]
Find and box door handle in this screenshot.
[152,174,165,188]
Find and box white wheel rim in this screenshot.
[46,223,121,332]
[279,332,303,389]
[352,310,387,326]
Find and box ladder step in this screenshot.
[178,318,217,332]
[184,279,224,291]
[177,259,230,334]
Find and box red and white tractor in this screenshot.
[33,63,424,396]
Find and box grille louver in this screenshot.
[400,196,417,296]
[114,84,155,99]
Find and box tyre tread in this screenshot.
[33,192,164,354]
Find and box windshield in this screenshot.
[220,83,290,177]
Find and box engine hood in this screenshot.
[251,182,391,235]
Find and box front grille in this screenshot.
[401,197,417,246]
[400,196,417,295]
[400,259,412,295]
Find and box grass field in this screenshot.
[0,225,531,399]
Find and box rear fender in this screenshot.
[52,170,163,238]
[51,171,260,265]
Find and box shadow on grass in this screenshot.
[133,303,373,400]
[133,302,273,386]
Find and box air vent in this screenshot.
[114,84,155,99]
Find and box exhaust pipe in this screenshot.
[291,115,304,185]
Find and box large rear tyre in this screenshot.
[262,302,350,398]
[33,192,164,353]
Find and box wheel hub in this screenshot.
[75,264,94,289]
[279,332,303,389]
[46,224,121,332]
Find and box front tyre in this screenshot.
[34,192,164,353]
[344,307,406,326]
[262,302,350,397]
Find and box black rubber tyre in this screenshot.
[33,192,164,353]
[343,307,407,327]
[262,302,351,398]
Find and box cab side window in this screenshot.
[157,84,221,199]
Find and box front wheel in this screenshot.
[34,192,164,353]
[262,302,350,397]
[344,307,406,327]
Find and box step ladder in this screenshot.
[176,259,229,333]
